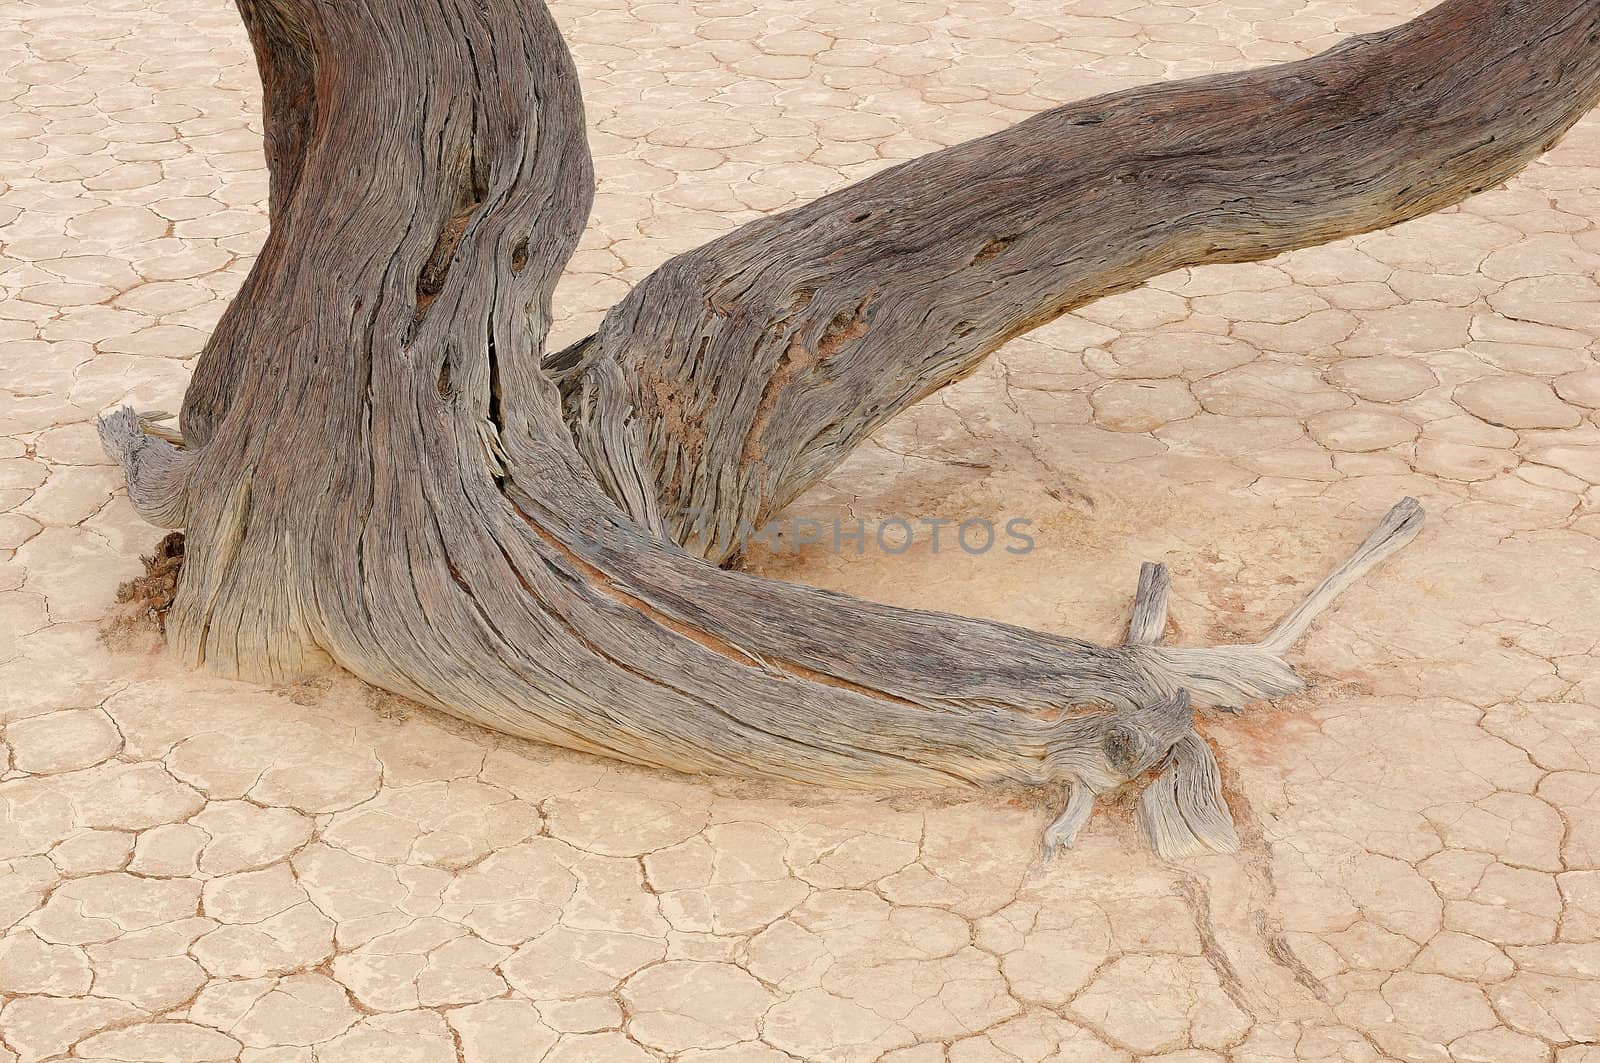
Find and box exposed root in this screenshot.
[1257,496,1425,656]
[1138,732,1241,859]
[1040,779,1096,860]
[96,406,191,528]
[1039,498,1424,862]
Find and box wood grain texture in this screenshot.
[99,0,1599,854]
[555,0,1600,564]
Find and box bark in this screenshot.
[100,0,1600,857]
[554,0,1600,563]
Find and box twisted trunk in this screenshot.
[100,0,1600,855]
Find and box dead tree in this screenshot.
[100,0,1600,858]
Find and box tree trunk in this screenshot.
[100,0,1600,858]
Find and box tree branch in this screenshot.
[556,0,1600,563]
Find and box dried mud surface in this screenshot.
[3,0,1600,1060]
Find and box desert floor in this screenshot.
[4,0,1600,1060]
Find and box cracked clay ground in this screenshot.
[3,0,1600,1060]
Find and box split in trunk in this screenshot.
[100,0,1600,858]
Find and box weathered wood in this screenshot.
[99,0,1600,856]
[1139,732,1240,860]
[555,0,1600,564]
[1126,562,1171,649]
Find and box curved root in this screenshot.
[1042,497,1424,861]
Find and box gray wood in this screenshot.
[556,1,1600,566]
[1126,562,1171,649]
[98,0,1600,857]
[1138,732,1240,860]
